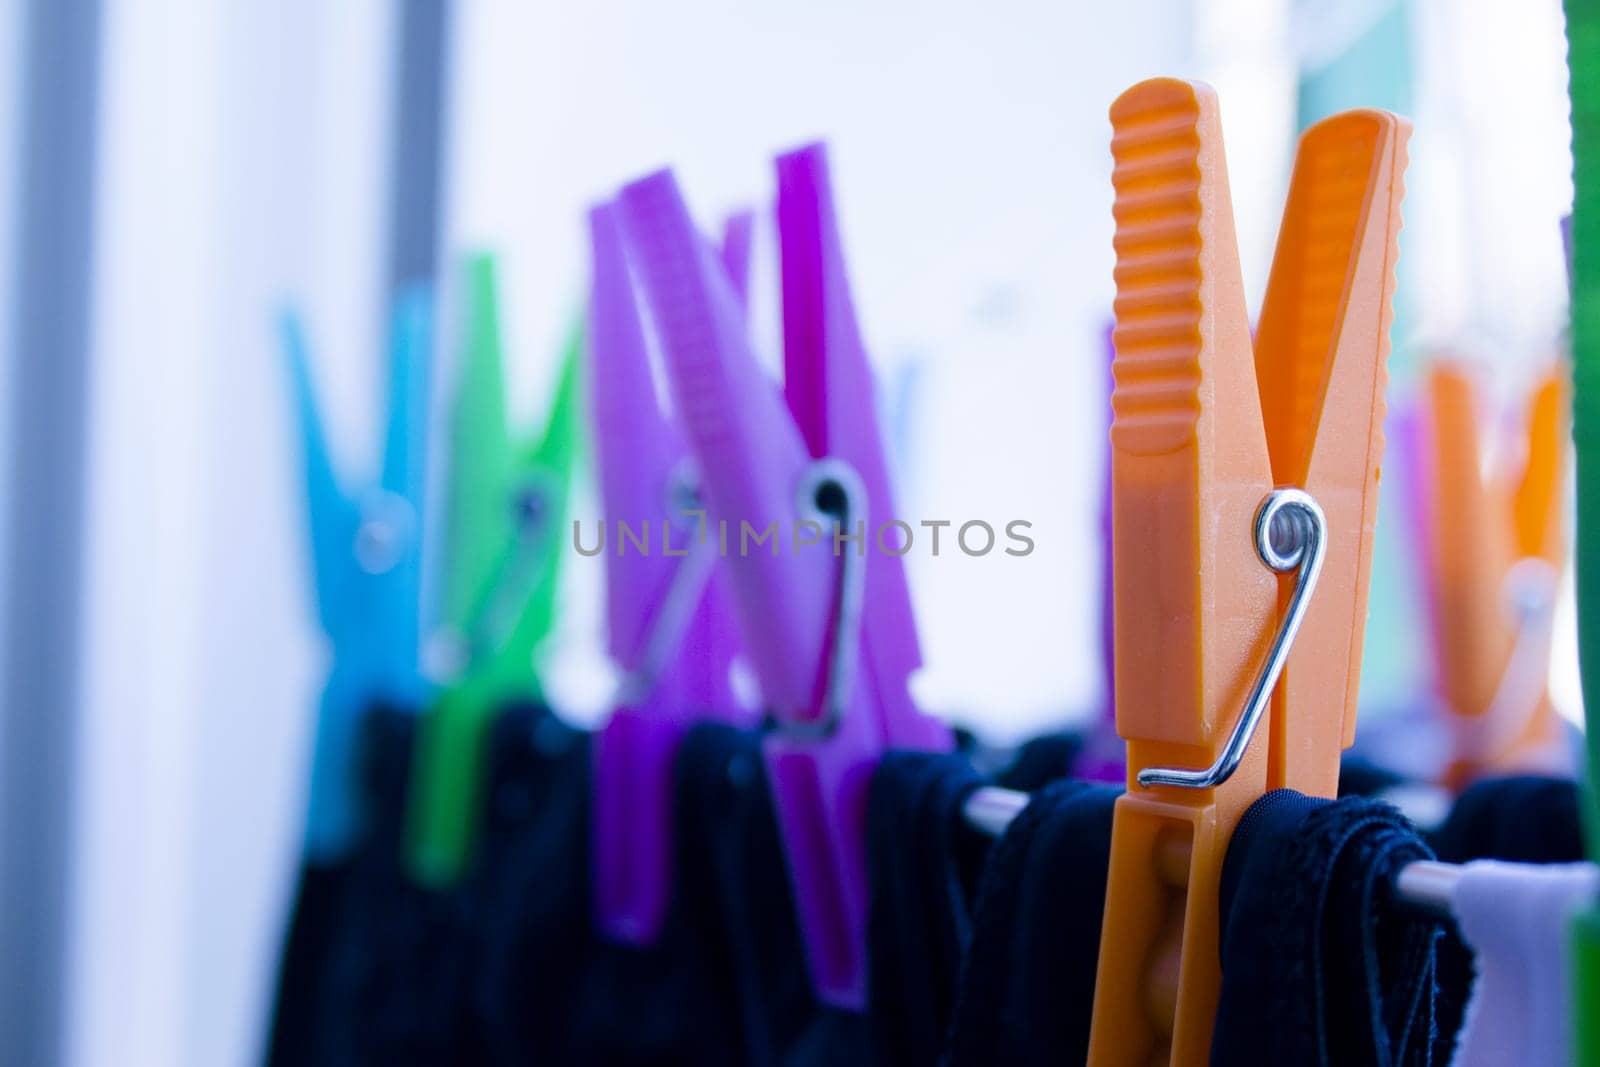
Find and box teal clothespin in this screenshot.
[284,287,435,863]
[404,254,584,887]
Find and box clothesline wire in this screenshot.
[959,785,1463,918]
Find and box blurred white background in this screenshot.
[0,0,1576,1064]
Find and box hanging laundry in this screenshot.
[270,701,589,1066]
[1428,775,1589,1055]
[946,779,1119,1065]
[264,703,425,1067]
[1339,754,1410,798]
[261,857,346,1066]
[470,721,818,1066]
[313,706,477,1066]
[1450,860,1600,1067]
[994,732,1084,792]
[460,703,593,1066]
[267,705,469,1067]
[1429,775,1587,865]
[862,751,991,1064]
[1211,791,1441,1066]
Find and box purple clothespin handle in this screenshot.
[619,172,833,723]
[618,147,948,1009]
[1392,399,1440,685]
[721,209,755,311]
[1077,321,1124,783]
[775,145,940,748]
[771,144,951,1005]
[588,202,749,944]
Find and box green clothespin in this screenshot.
[1564,2,1600,1059]
[405,253,583,886]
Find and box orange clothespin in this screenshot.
[1422,359,1570,787]
[1087,78,1409,1064]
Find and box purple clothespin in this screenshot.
[1075,321,1126,780]
[1097,322,1114,723]
[720,209,755,310]
[618,143,951,1009]
[588,202,752,945]
[1392,399,1440,685]
[1076,321,1124,782]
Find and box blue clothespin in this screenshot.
[284,287,434,863]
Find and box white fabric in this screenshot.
[1452,859,1600,1067]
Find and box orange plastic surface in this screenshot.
[1516,371,1569,564]
[1425,361,1570,784]
[1087,78,1408,1066]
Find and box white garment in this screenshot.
[1452,859,1600,1067]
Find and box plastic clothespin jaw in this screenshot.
[775,145,938,751]
[1391,395,1460,731]
[1075,321,1125,783]
[618,145,949,1009]
[284,309,358,637]
[499,320,585,681]
[771,144,952,1006]
[431,254,582,684]
[1505,367,1572,766]
[1422,361,1571,785]
[438,253,516,653]
[588,200,749,944]
[1087,78,1407,1065]
[371,289,434,684]
[1391,400,1436,656]
[1566,7,1600,1061]
[284,288,435,863]
[1098,321,1116,724]
[1512,371,1570,566]
[404,258,584,888]
[721,209,756,310]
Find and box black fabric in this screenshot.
[321,704,479,1066]
[1339,754,1407,798]
[1425,774,1587,1058]
[262,859,351,1067]
[1427,774,1585,865]
[1212,790,1440,1067]
[561,726,812,1066]
[263,703,437,1067]
[471,720,838,1066]
[465,704,637,1066]
[994,732,1082,792]
[287,715,1483,1065]
[263,702,573,1067]
[671,724,828,1066]
[945,779,1119,1066]
[455,703,592,1065]
[864,750,991,1065]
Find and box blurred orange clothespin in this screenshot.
[1086,78,1409,1064]
[1421,359,1570,788]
